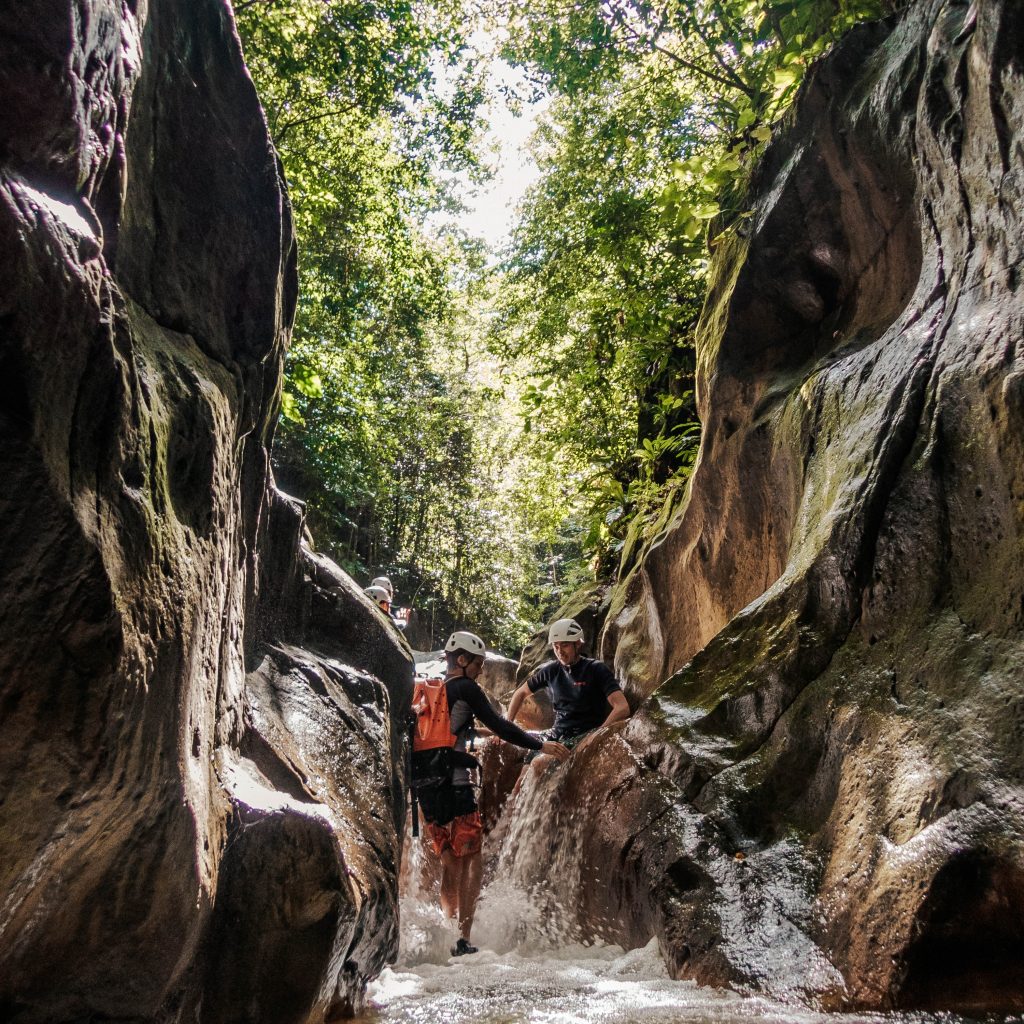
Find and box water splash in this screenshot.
[393,896,456,967]
[377,790,970,1024]
[394,876,582,968]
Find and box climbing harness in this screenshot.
[409,676,478,832]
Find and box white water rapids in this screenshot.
[365,717,965,1024]
[356,880,957,1024]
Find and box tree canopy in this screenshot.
[236,0,899,650]
[493,0,896,566]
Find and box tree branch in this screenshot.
[680,13,755,97]
[275,103,357,142]
[636,25,755,98]
[606,2,755,100]
[607,0,756,98]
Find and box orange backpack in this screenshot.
[408,676,478,824]
[412,677,455,753]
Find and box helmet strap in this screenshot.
[445,652,469,678]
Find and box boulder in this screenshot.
[505,684,554,732]
[477,651,519,703]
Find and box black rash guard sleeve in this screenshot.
[448,677,543,751]
[591,659,621,696]
[527,663,552,693]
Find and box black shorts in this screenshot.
[525,728,593,762]
[416,782,477,827]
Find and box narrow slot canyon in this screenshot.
[1,1,1023,1022]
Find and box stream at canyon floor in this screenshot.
[354,884,981,1024]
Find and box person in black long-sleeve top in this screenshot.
[424,630,569,956]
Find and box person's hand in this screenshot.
[540,739,570,762]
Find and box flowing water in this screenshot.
[355,878,970,1024]
[363,741,981,1024]
[358,851,974,1024]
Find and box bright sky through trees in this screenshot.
[464,84,546,249]
[436,45,549,253]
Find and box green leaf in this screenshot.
[280,390,304,425]
[692,202,721,221]
[291,363,324,398]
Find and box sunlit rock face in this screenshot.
[477,651,518,704]
[509,0,1024,1012]
[0,2,410,1021]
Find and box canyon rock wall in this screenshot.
[502,0,1024,1011]
[0,2,410,1021]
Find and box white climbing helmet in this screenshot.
[548,618,584,645]
[364,585,390,604]
[371,575,394,598]
[444,630,486,657]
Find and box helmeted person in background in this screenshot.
[416,630,569,956]
[368,575,406,629]
[364,584,392,615]
[507,618,630,753]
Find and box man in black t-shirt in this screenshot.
[507,618,630,750]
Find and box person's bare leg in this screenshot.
[439,849,461,920]
[458,849,483,941]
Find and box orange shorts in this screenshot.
[426,810,483,858]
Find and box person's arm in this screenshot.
[570,686,631,756]
[457,679,543,751]
[593,661,630,728]
[506,681,533,724]
[602,689,630,727]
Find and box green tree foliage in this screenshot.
[236,4,490,644]
[236,1,581,650]
[501,0,897,213]
[235,0,483,425]
[492,56,705,568]
[234,0,901,649]
[492,0,897,570]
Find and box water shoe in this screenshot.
[451,938,478,957]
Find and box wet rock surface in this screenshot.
[506,0,1024,1012]
[0,2,410,1021]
